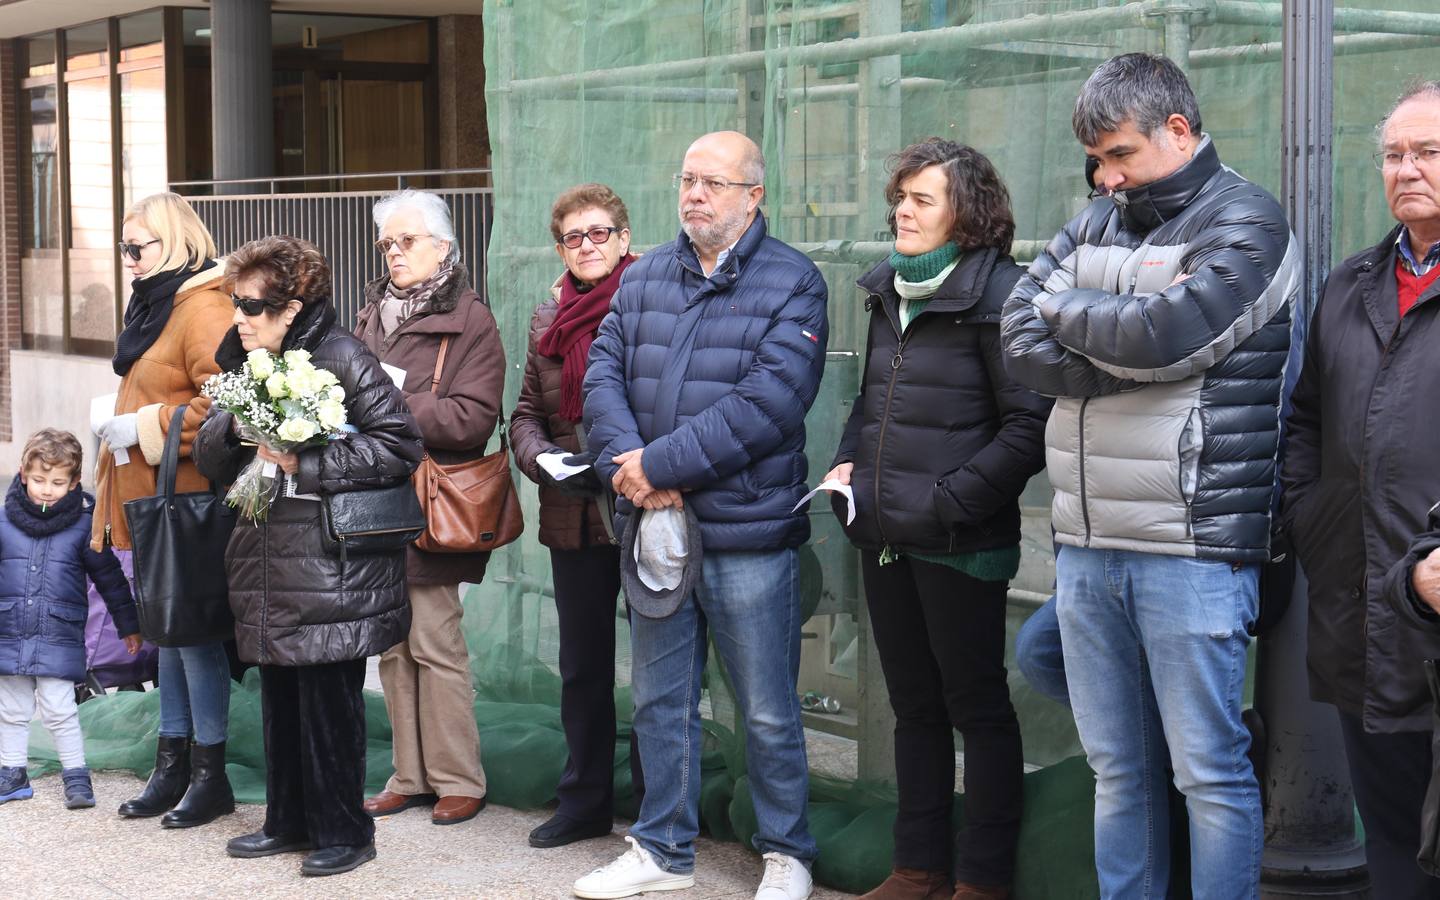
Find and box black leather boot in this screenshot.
[160,741,235,828]
[117,736,190,818]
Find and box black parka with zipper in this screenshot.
[1282,225,1440,733]
[831,248,1051,555]
[193,300,424,667]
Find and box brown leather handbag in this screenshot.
[413,336,524,553]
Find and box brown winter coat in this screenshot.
[355,264,506,586]
[510,277,612,551]
[91,263,234,551]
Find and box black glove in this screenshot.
[538,449,604,497]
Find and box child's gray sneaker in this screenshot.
[0,765,32,803]
[62,766,95,809]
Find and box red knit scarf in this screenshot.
[539,254,635,421]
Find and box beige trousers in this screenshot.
[380,582,486,798]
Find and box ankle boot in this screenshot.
[952,883,1010,900]
[118,736,190,818]
[861,868,952,900]
[160,741,235,828]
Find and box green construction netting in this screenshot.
[23,1,1343,895]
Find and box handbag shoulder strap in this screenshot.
[157,405,188,502]
[430,336,451,394]
[429,333,510,452]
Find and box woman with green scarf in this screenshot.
[825,139,1051,900]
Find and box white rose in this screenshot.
[316,399,347,431]
[265,372,288,398]
[327,385,346,402]
[283,349,312,369]
[285,366,319,397]
[313,368,340,389]
[248,349,275,380]
[277,417,318,442]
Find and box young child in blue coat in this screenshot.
[0,429,140,808]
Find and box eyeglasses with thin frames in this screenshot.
[560,226,620,249]
[375,233,434,255]
[117,239,161,261]
[1374,147,1440,171]
[672,173,760,194]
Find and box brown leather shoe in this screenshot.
[363,790,437,817]
[952,883,1010,900]
[860,868,951,900]
[431,794,486,825]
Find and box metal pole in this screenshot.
[1260,1,1369,895]
[210,0,273,195]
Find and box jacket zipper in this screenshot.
[872,298,911,553]
[1078,397,1092,546]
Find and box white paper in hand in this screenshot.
[90,393,129,465]
[791,479,855,525]
[381,363,407,389]
[537,452,592,482]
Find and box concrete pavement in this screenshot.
[0,771,855,899]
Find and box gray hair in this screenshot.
[1377,80,1440,149]
[372,189,460,263]
[1072,52,1202,147]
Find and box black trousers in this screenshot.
[551,545,645,822]
[1338,712,1440,898]
[260,659,373,849]
[862,551,1023,885]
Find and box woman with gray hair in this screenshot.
[353,189,505,826]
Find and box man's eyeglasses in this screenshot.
[374,233,434,255]
[117,239,161,261]
[1373,147,1440,171]
[560,226,620,249]
[230,293,286,317]
[672,173,759,194]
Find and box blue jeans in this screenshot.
[1056,546,1261,900]
[628,548,817,873]
[1014,596,1070,707]
[157,642,232,746]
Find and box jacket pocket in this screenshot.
[45,602,86,644]
[0,598,15,635]
[1178,407,1204,509]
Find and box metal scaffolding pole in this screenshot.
[1259,1,1370,896]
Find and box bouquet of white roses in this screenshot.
[202,347,349,520]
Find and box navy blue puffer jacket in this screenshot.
[0,478,138,683]
[584,213,829,551]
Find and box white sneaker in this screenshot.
[573,836,695,899]
[755,852,812,900]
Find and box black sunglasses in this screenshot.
[117,239,161,261]
[230,293,289,317]
[560,226,620,249]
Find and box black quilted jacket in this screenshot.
[194,300,424,666]
[832,248,1050,555]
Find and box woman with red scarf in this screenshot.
[512,183,642,849]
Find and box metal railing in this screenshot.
[171,170,493,326]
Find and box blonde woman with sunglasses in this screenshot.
[96,192,238,829]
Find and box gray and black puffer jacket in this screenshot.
[1001,136,1298,563]
[194,300,424,666]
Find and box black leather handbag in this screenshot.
[318,480,426,562]
[122,406,238,647]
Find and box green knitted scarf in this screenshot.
[889,241,960,283]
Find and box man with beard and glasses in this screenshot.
[575,131,827,900]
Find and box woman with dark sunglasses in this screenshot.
[96,192,238,829]
[509,183,644,849]
[352,189,504,828]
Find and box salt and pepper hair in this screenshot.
[372,189,460,264]
[1377,80,1440,149]
[740,142,765,185]
[1072,52,1202,147]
